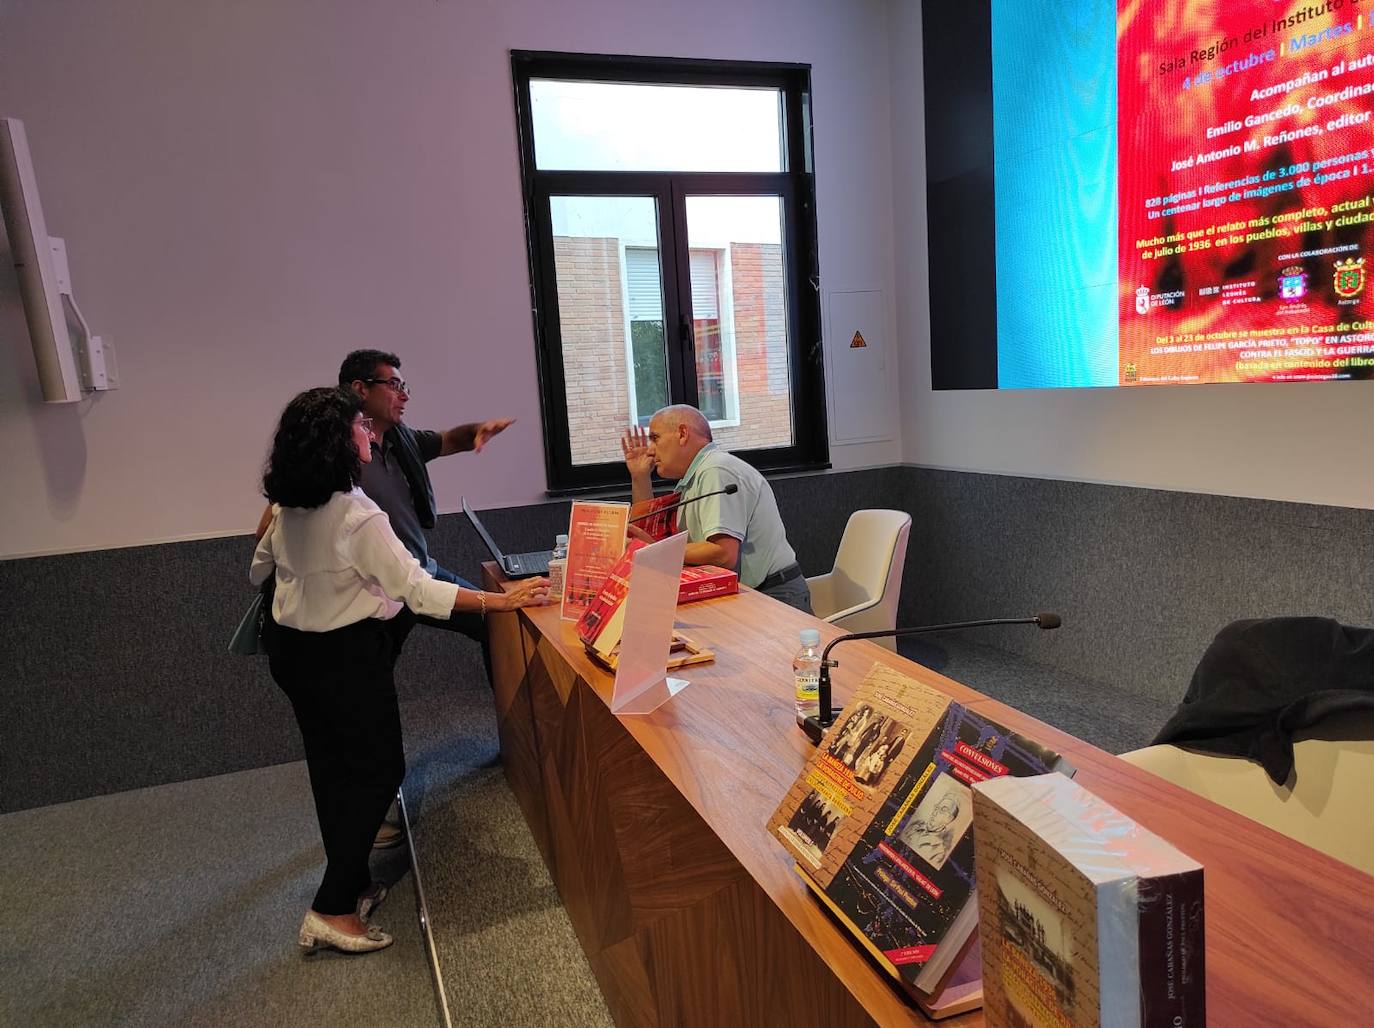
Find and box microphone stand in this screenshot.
[802,614,1061,745]
[628,483,738,523]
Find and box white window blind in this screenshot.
[625,247,663,321]
[689,250,720,318]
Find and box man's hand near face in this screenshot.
[621,425,656,505]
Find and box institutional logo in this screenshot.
[1123,362,1139,383]
[1279,266,1308,301]
[1334,257,1366,299]
[1135,286,1151,315]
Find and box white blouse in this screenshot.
[250,488,460,631]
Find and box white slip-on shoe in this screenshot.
[298,910,393,954]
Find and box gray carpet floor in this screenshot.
[396,634,614,1028]
[0,762,436,1028]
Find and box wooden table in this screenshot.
[482,563,1374,1026]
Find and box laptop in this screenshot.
[462,497,553,578]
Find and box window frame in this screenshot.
[512,51,829,494]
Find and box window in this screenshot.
[513,52,828,493]
[625,246,668,423]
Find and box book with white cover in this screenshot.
[971,774,1204,1028]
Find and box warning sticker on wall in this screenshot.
[850,331,867,349]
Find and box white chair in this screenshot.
[1119,711,1374,876]
[806,509,912,651]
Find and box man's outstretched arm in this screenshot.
[439,418,516,457]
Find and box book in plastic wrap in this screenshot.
[576,541,645,652]
[577,546,739,655]
[767,663,1073,999]
[575,541,714,672]
[971,774,1205,1028]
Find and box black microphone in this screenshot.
[628,483,739,523]
[802,613,1062,745]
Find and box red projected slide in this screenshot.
[1120,1,1374,385]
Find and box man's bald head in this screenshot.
[651,404,713,443]
[646,404,713,480]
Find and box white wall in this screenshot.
[890,0,1374,511]
[0,0,901,559]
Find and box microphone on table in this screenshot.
[628,483,738,523]
[802,613,1063,745]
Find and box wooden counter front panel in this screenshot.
[521,630,880,1027]
[483,581,551,870]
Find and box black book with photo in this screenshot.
[821,701,1072,993]
[771,662,1075,1004]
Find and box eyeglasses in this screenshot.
[357,416,374,434]
[363,376,410,396]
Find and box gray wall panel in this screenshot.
[0,538,299,813]
[6,466,1371,812]
[898,469,1374,701]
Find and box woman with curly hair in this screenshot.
[251,386,548,954]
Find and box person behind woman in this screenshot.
[252,386,548,954]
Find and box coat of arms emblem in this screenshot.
[1334,257,1365,299]
[1279,266,1308,301]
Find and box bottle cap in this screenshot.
[555,534,568,544]
[800,628,821,647]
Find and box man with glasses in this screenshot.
[338,349,514,624]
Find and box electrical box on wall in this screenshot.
[826,288,894,443]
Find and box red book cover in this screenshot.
[575,541,645,648]
[677,565,739,604]
[631,492,682,542]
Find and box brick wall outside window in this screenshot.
[555,236,633,466]
[557,238,794,467]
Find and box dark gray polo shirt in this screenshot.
[358,427,442,573]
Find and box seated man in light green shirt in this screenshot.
[621,405,812,613]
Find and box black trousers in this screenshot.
[269,617,406,916]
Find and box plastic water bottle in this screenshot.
[794,628,822,725]
[547,534,569,605]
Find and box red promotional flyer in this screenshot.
[561,501,629,622]
[1120,0,1374,384]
